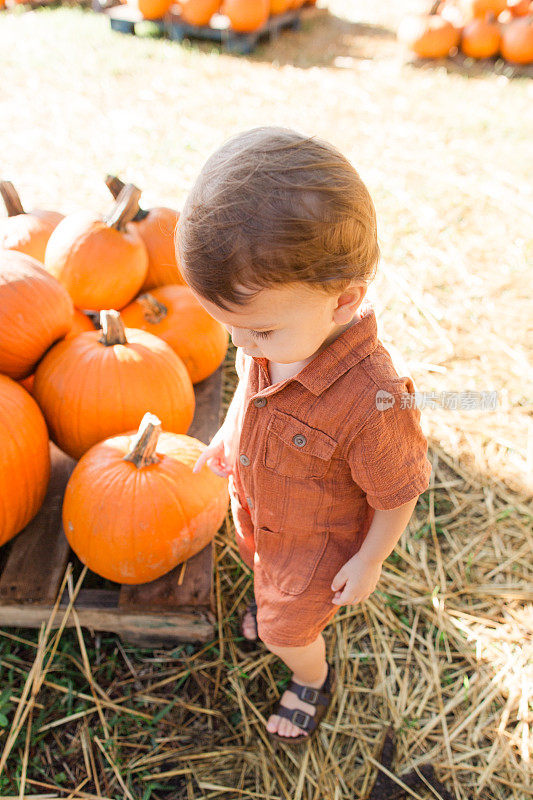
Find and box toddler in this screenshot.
[176,127,432,744]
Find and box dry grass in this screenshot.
[0,1,531,798]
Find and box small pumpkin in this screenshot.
[129,0,173,18]
[0,250,74,380]
[120,285,229,384]
[105,176,184,291]
[461,0,507,17]
[44,184,148,311]
[221,0,269,31]
[0,181,64,264]
[0,375,51,547]
[66,309,96,340]
[500,13,533,61]
[398,12,461,57]
[178,0,221,24]
[62,413,229,584]
[461,12,501,55]
[33,310,195,460]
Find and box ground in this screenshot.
[0,1,531,798]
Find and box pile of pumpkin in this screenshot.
[129,0,316,31]
[398,0,533,64]
[0,178,230,585]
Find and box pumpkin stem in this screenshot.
[0,181,25,216]
[105,174,149,221]
[137,293,168,324]
[123,412,162,468]
[429,0,440,13]
[103,184,143,230]
[99,310,128,345]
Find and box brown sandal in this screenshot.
[267,661,337,745]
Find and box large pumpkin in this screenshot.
[105,176,183,291]
[62,413,229,584]
[0,181,64,263]
[500,14,533,61]
[221,0,269,31]
[0,375,51,547]
[44,184,148,311]
[33,310,195,460]
[0,250,74,380]
[178,0,221,24]
[120,285,229,384]
[461,13,501,55]
[398,12,461,57]
[66,309,96,340]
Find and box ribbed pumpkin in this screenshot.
[222,0,269,31]
[106,176,183,291]
[130,0,173,18]
[398,12,461,57]
[62,413,229,584]
[44,184,148,311]
[0,375,51,547]
[178,0,221,24]
[120,285,229,384]
[500,14,533,61]
[33,310,195,460]
[461,12,501,55]
[0,250,74,380]
[0,181,64,264]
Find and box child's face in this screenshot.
[188,282,367,365]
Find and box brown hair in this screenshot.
[175,126,380,311]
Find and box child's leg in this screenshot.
[262,634,329,738]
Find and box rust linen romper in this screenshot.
[228,303,432,647]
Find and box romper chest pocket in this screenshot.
[263,410,338,479]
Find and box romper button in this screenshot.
[293,434,307,448]
[253,397,267,407]
[239,454,250,466]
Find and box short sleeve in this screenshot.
[346,379,432,510]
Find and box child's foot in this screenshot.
[240,599,258,641]
[266,661,329,738]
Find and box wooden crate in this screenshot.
[0,365,224,647]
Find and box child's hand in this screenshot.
[192,426,234,478]
[331,553,382,606]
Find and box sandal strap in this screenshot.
[275,703,318,733]
[286,663,334,706]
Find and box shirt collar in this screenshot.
[251,304,379,396]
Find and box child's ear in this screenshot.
[333,282,367,324]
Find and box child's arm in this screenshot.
[330,496,419,606]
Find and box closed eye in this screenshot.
[250,330,273,339]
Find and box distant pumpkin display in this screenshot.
[62,413,229,584]
[221,0,270,31]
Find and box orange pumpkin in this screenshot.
[270,0,292,11]
[19,374,35,394]
[62,413,229,584]
[500,13,533,61]
[178,0,221,24]
[120,285,229,384]
[461,13,501,55]
[0,181,64,264]
[66,309,96,340]
[461,0,507,18]
[507,0,531,15]
[398,13,461,57]
[130,0,173,18]
[0,375,51,547]
[221,0,269,31]
[44,184,148,311]
[33,310,195,460]
[0,250,74,380]
[105,176,183,291]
